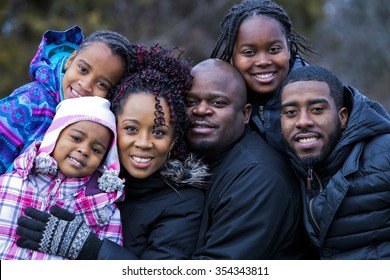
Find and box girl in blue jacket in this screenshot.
[0,25,135,174]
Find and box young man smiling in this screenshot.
[280,65,390,259]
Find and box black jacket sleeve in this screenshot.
[97,239,138,260]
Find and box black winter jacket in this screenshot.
[290,86,390,259]
[193,128,307,259]
[96,157,208,260]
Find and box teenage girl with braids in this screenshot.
[210,0,318,259]
[0,26,135,174]
[211,0,315,153]
[16,43,210,260]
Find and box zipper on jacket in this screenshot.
[50,178,62,196]
[259,106,265,122]
[309,197,321,233]
[307,169,323,234]
[306,167,313,193]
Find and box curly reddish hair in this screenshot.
[111,43,192,162]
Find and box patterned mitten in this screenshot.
[17,205,101,259]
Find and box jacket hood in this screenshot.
[29,25,83,81]
[339,86,390,146]
[37,96,123,193]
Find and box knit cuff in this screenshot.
[76,232,103,260]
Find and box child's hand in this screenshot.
[16,205,96,259]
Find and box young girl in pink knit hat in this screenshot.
[0,96,124,260]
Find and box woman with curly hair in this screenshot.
[16,43,210,260]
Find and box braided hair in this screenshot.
[111,43,192,162]
[78,30,137,100]
[211,0,312,69]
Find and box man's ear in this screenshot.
[243,103,252,124]
[64,50,78,70]
[339,107,349,129]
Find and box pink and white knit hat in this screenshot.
[37,96,123,192]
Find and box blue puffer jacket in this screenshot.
[0,26,82,174]
[290,86,390,259]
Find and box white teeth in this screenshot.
[69,157,83,166]
[71,88,81,97]
[132,156,152,163]
[255,73,274,79]
[298,137,317,143]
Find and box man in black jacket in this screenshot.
[186,59,307,259]
[280,65,390,259]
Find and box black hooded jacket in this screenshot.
[289,86,390,259]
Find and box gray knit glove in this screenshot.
[17,206,93,259]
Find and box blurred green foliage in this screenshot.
[13,0,390,110]
[0,0,325,99]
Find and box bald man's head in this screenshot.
[190,59,248,108]
[186,59,251,156]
